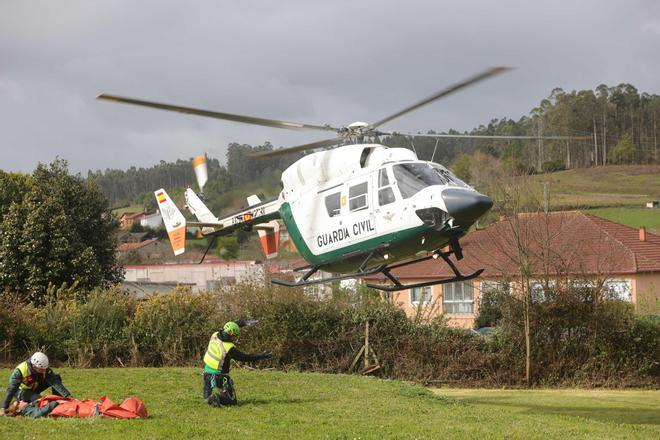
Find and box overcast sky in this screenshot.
[1,0,658,174]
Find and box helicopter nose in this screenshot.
[441,188,493,226]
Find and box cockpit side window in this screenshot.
[349,182,368,212]
[378,168,396,206]
[325,192,341,217]
[378,168,390,187]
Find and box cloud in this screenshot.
[0,0,658,173]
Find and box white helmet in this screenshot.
[30,352,49,369]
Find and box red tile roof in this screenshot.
[117,238,158,251]
[363,211,660,280]
[120,212,146,220]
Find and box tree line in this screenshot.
[385,83,660,173]
[88,142,297,209]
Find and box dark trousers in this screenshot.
[203,373,237,406]
[16,374,68,404]
[21,401,60,418]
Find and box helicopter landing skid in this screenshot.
[365,247,483,292]
[271,244,483,292]
[271,249,387,288]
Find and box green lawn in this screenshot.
[533,165,660,210]
[1,368,658,439]
[111,204,145,216]
[587,208,660,232]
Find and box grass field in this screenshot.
[533,165,660,209]
[111,204,145,216]
[0,368,658,439]
[586,207,660,232]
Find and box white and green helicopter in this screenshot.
[98,67,582,291]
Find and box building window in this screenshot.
[411,286,432,304]
[443,281,474,314]
[529,280,555,303]
[604,279,632,302]
[349,182,368,212]
[480,280,510,295]
[325,192,341,217]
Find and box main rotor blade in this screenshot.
[96,94,339,133]
[394,133,591,140]
[370,67,512,130]
[251,137,343,158]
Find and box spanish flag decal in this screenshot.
[157,191,167,204]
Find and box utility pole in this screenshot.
[537,119,543,171]
[593,117,599,166]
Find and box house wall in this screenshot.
[123,262,267,292]
[384,280,482,328]
[120,213,146,230]
[633,273,660,314]
[141,213,163,229]
[382,272,660,328]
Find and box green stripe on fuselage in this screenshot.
[279,202,458,273]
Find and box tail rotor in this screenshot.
[192,154,208,197]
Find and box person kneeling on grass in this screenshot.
[0,352,71,416]
[203,320,272,407]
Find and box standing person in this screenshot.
[0,352,71,415]
[203,320,272,407]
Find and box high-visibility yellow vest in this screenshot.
[203,332,235,370]
[15,361,40,391]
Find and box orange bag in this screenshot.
[37,394,148,419]
[99,396,148,419]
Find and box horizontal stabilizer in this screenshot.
[258,221,280,259]
[155,189,186,256]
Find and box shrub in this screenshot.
[127,288,219,366]
[0,283,657,388]
[475,287,507,329]
[541,160,565,173]
[64,288,132,367]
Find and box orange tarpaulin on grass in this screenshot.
[38,395,148,418]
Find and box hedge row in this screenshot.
[0,284,657,387]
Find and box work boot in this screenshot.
[207,393,221,408]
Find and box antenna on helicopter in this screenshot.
[430,139,439,163]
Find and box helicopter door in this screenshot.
[373,167,397,234]
[310,188,348,255]
[346,180,376,245]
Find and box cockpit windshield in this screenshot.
[393,162,469,199]
[430,164,470,188]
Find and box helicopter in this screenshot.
[98,67,584,291]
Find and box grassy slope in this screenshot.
[585,208,660,231]
[111,205,145,216]
[534,165,660,209]
[529,165,660,232]
[1,368,658,439]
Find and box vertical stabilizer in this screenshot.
[185,188,218,235]
[155,189,186,256]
